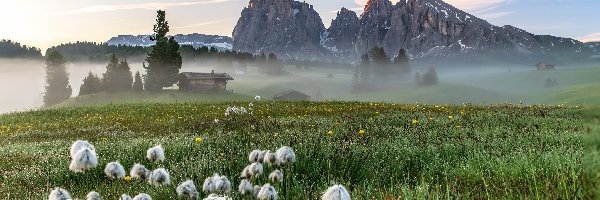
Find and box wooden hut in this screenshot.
[271,90,310,101]
[536,62,555,70]
[179,71,234,92]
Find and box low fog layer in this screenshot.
[0,58,597,114]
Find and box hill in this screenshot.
[0,101,585,199]
[0,39,42,59]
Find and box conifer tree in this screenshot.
[144,10,182,91]
[43,51,72,105]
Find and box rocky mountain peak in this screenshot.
[232,0,327,60]
[322,7,360,56]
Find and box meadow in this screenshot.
[0,101,587,199]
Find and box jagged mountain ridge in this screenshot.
[107,33,233,50]
[232,0,328,60]
[233,0,587,63]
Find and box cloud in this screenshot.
[56,0,230,15]
[578,32,600,42]
[172,18,237,29]
[444,0,508,12]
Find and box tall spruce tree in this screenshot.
[144,10,182,91]
[43,51,72,105]
[102,54,120,92]
[369,46,390,81]
[133,71,144,92]
[393,48,410,74]
[79,72,102,96]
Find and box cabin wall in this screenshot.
[184,79,228,92]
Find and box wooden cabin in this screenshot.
[536,62,555,70]
[179,71,234,92]
[271,90,310,101]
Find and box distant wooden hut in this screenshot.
[179,71,234,92]
[536,62,555,70]
[271,90,310,101]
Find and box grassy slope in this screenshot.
[0,102,584,199]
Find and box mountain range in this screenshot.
[232,0,591,64]
[107,33,232,50]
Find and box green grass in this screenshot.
[0,101,585,199]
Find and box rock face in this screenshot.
[348,0,584,60]
[233,0,588,63]
[107,33,232,50]
[232,0,328,60]
[322,8,360,59]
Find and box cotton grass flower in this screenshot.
[104,161,126,180]
[238,179,253,195]
[263,151,279,166]
[321,185,351,200]
[132,193,152,200]
[70,140,95,159]
[214,175,232,193]
[149,168,171,186]
[177,180,199,199]
[204,173,231,194]
[248,150,261,163]
[240,165,252,179]
[121,194,133,200]
[257,184,278,200]
[253,185,261,198]
[146,145,165,162]
[268,170,283,183]
[257,150,268,163]
[48,187,71,200]
[69,148,98,173]
[130,163,149,181]
[248,163,263,177]
[276,146,296,164]
[203,194,232,200]
[86,191,102,200]
[255,96,261,101]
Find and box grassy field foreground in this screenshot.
[0,101,585,199]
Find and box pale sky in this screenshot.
[1,0,598,52]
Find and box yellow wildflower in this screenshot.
[101,137,108,141]
[327,131,333,136]
[359,130,365,134]
[455,125,461,129]
[195,137,202,144]
[125,176,132,182]
[412,119,419,124]
[448,115,453,119]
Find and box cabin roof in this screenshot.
[181,72,234,80]
[272,90,310,99]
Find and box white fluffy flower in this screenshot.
[132,193,152,200]
[177,180,199,199]
[104,161,126,180]
[249,163,263,177]
[238,179,253,195]
[203,194,232,200]
[130,163,149,181]
[121,194,133,200]
[249,150,261,163]
[86,191,102,200]
[268,170,283,183]
[276,146,296,164]
[255,96,261,101]
[257,150,268,163]
[263,151,279,166]
[69,148,98,173]
[321,185,351,200]
[257,184,278,200]
[146,145,165,162]
[204,173,231,194]
[48,187,71,200]
[70,140,95,159]
[148,168,170,186]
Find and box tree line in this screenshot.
[0,39,43,59]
